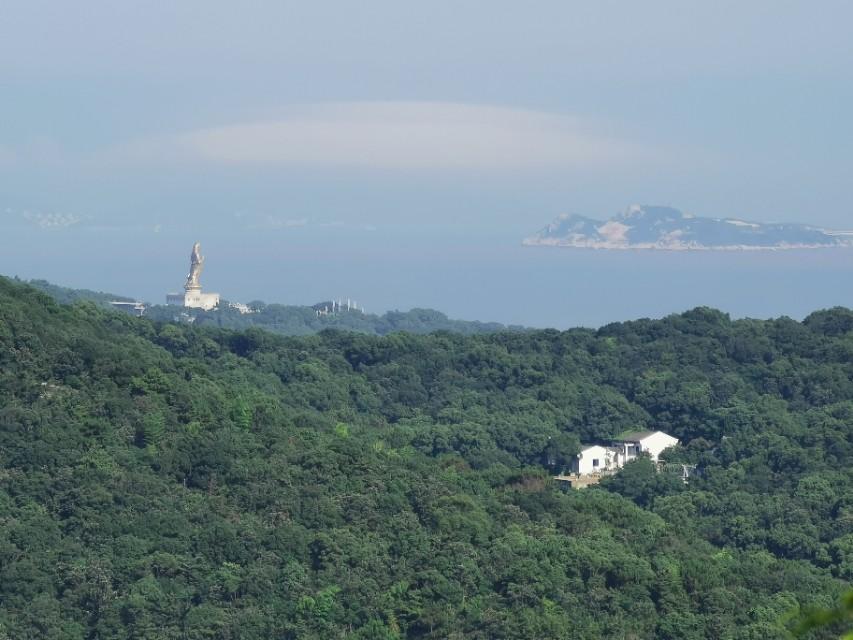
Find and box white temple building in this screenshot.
[166,242,220,310]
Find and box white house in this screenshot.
[613,430,679,464]
[569,430,679,477]
[571,445,620,476]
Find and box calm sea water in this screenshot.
[5,224,853,329]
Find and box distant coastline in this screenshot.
[522,238,853,251]
[525,205,853,252]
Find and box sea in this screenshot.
[4,222,853,329]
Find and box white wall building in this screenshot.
[570,430,679,476]
[572,445,619,476]
[167,290,220,311]
[614,430,679,463]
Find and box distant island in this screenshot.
[524,204,853,251]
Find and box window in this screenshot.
[592,459,599,467]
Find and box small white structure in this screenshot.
[166,242,220,311]
[109,301,146,317]
[228,302,254,314]
[314,297,364,317]
[570,430,679,476]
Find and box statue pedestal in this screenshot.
[184,289,220,311]
[166,288,220,311]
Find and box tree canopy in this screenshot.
[0,277,850,639]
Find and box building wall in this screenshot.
[185,291,220,311]
[638,432,679,461]
[573,445,615,475]
[617,442,642,464]
[166,291,220,311]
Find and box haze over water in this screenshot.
[3,221,852,329]
[2,2,852,327]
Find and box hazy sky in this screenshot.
[2,1,853,325]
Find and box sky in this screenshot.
[2,1,853,326]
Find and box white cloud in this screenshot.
[116,102,658,172]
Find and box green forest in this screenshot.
[22,278,515,337]
[0,276,851,639]
[147,302,513,337]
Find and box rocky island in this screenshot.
[524,205,853,251]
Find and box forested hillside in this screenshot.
[0,276,850,639]
[145,303,514,337]
[24,278,514,336]
[21,278,136,306]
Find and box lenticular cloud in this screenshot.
[171,102,649,172]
